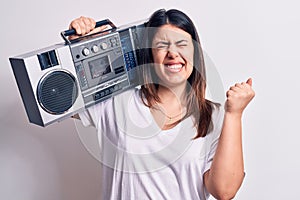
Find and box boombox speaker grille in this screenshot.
[37,70,78,114]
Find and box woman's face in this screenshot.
[151,24,194,88]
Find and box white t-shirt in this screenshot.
[79,88,224,200]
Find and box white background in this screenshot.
[1,0,300,199]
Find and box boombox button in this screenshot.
[92,45,99,53]
[100,42,108,50]
[82,48,90,56]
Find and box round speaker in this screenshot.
[37,70,78,114]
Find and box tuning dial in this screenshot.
[100,42,108,50]
[92,45,99,53]
[82,48,90,56]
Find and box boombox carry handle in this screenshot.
[61,19,116,44]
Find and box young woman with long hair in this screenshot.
[70,8,255,200]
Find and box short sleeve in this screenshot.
[203,104,225,173]
[78,107,95,127]
[78,100,109,129]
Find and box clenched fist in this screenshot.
[225,78,255,115]
[68,16,108,40]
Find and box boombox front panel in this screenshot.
[10,21,146,127]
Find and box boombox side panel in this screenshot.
[9,58,44,126]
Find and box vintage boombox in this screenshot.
[9,19,146,127]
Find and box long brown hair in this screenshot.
[139,9,215,138]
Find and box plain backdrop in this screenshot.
[1,0,300,199]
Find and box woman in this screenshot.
[70,9,255,200]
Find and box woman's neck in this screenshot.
[157,84,187,106]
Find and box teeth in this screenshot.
[166,64,183,69]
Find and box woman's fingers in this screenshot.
[69,16,96,35]
[225,78,255,114]
[68,16,108,40]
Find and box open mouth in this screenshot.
[165,64,184,72]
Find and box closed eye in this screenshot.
[176,40,189,47]
[155,41,170,49]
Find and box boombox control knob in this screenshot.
[92,45,99,53]
[100,42,108,50]
[82,48,90,56]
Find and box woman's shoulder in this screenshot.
[111,87,143,107]
[114,87,141,101]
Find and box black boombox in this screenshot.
[9,19,146,127]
